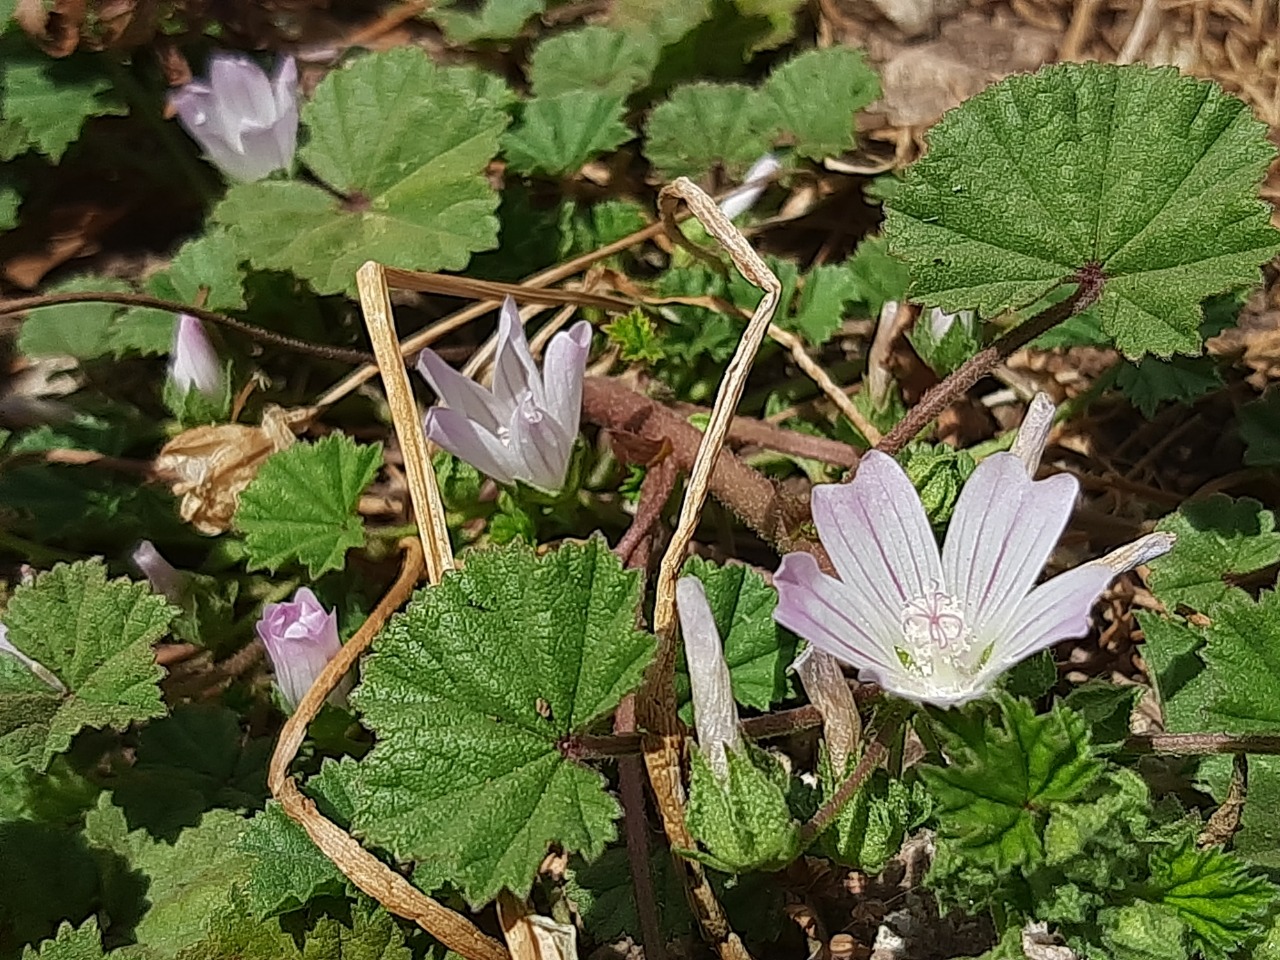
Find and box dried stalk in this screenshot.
[267,540,508,960]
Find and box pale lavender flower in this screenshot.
[774,395,1174,707]
[255,587,349,711]
[677,576,742,780]
[132,540,184,603]
[719,154,782,221]
[416,297,592,492]
[0,623,65,693]
[169,53,298,183]
[169,315,222,399]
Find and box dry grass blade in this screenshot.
[267,539,509,960]
[637,177,784,960]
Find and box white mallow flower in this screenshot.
[773,393,1174,707]
[676,576,743,781]
[169,53,298,183]
[416,297,592,493]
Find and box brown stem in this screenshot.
[799,700,912,845]
[614,455,679,567]
[614,695,668,960]
[874,272,1105,457]
[0,291,376,365]
[1122,732,1280,756]
[672,401,861,468]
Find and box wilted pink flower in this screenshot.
[255,587,349,711]
[417,296,592,492]
[774,395,1174,707]
[719,153,782,221]
[169,315,222,399]
[677,576,742,781]
[169,53,298,183]
[0,623,65,693]
[132,540,184,603]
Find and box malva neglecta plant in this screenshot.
[2,4,1280,959]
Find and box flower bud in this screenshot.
[676,576,742,781]
[719,154,781,221]
[169,53,299,183]
[255,587,349,711]
[169,315,222,400]
[131,540,184,604]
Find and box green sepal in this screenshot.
[685,742,801,874]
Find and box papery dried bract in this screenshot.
[774,394,1175,707]
[255,587,349,710]
[417,296,591,492]
[156,405,312,535]
[169,53,299,183]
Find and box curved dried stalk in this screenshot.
[638,178,786,960]
[267,539,508,960]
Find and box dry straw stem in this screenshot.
[639,178,785,960]
[356,261,455,582]
[267,539,510,960]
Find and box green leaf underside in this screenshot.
[235,434,382,577]
[503,91,632,176]
[921,697,1104,872]
[0,560,173,769]
[884,63,1280,358]
[350,538,655,907]
[1149,495,1280,612]
[215,49,507,296]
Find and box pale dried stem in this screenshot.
[641,178,784,960]
[356,261,455,583]
[767,322,881,446]
[268,540,508,960]
[317,221,671,408]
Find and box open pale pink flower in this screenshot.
[416,296,592,492]
[719,153,781,221]
[169,315,222,399]
[677,576,743,781]
[774,395,1174,707]
[255,587,349,710]
[169,53,298,183]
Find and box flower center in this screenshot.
[896,590,977,681]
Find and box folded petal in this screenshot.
[811,451,943,617]
[492,298,543,409]
[208,54,277,140]
[541,321,592,435]
[774,552,900,679]
[268,56,299,171]
[424,408,517,486]
[417,348,504,433]
[983,562,1114,673]
[719,153,781,220]
[509,393,573,491]
[677,576,741,780]
[1009,393,1056,476]
[941,452,1078,637]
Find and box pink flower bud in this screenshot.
[255,587,349,711]
[169,314,222,399]
[169,53,298,183]
[131,540,184,603]
[677,576,742,781]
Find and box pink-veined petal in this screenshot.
[492,298,543,408]
[509,393,573,491]
[773,551,901,679]
[982,562,1115,673]
[424,408,517,486]
[267,56,299,172]
[811,451,943,616]
[417,348,504,433]
[541,321,591,435]
[941,452,1078,637]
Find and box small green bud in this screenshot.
[686,743,801,873]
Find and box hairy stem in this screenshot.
[874,273,1105,457]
